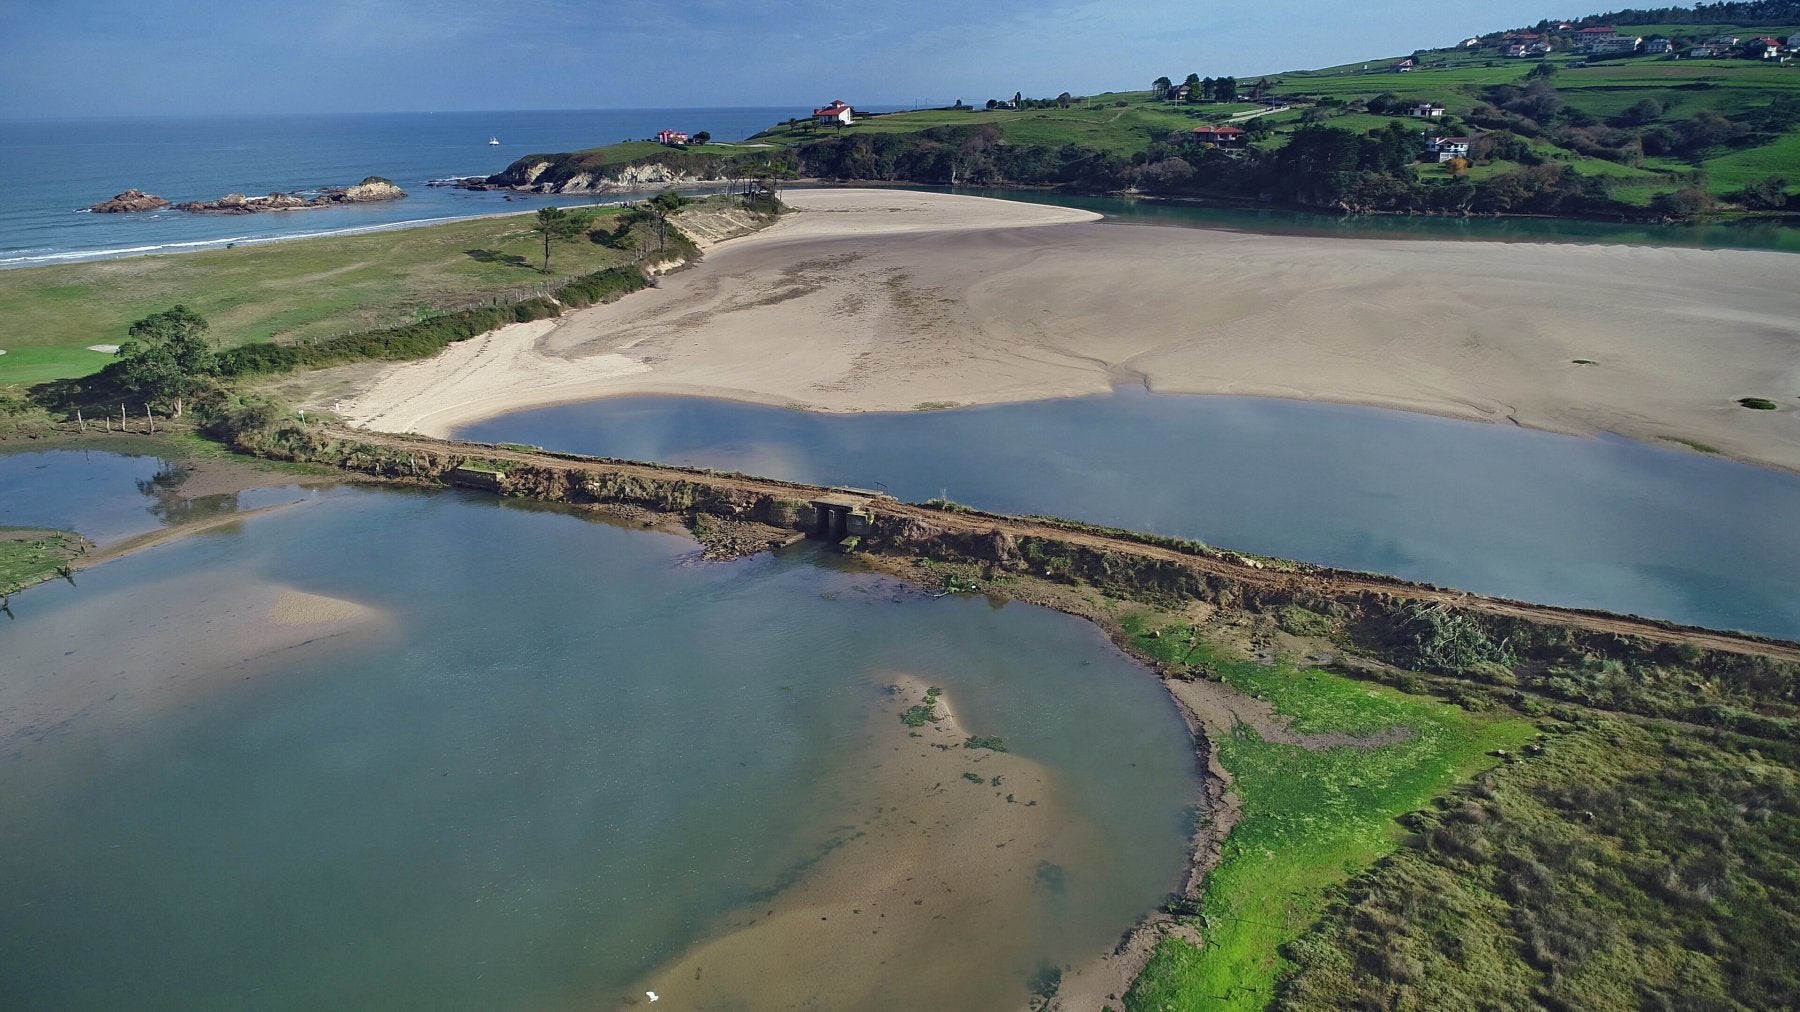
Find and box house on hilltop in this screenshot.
[656,129,689,145]
[1425,136,1471,162]
[1408,103,1446,118]
[1192,125,1246,145]
[814,100,855,126]
[1586,34,1643,55]
[1392,58,1415,72]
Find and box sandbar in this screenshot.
[338,188,1800,472]
[619,676,1097,1010]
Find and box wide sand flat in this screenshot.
[341,189,1800,471]
[619,677,1093,1010]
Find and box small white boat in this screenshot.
[488,136,500,145]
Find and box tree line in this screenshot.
[1152,74,1254,103]
[788,75,1798,218]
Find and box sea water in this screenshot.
[0,108,811,266]
[7,110,1797,269]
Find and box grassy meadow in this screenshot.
[1278,718,1800,1009]
[1118,617,1533,1011]
[0,529,87,596]
[756,92,1245,155]
[0,206,640,391]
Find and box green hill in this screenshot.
[457,6,1798,220]
[674,4,1798,218]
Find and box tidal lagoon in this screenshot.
[0,455,1197,1009]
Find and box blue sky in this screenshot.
[3,1,1586,117]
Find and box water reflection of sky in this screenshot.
[0,449,323,545]
[463,389,1800,640]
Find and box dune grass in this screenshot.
[1277,718,1800,1009]
[1120,618,1533,1011]
[0,207,638,389]
[0,528,87,595]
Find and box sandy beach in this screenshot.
[338,188,1800,471]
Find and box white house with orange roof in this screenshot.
[814,100,855,126]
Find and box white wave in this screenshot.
[3,201,602,269]
[0,236,255,266]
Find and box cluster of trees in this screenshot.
[980,91,1079,110]
[787,120,1661,216]
[1547,0,1800,27]
[1465,78,1800,171]
[1152,74,1252,103]
[112,307,216,418]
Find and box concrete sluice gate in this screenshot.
[801,493,875,542]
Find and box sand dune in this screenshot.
[339,189,1800,472]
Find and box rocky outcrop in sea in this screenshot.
[87,189,170,213]
[174,177,406,214]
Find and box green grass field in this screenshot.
[755,98,1214,156]
[732,43,1799,208]
[1118,619,1533,1011]
[0,528,87,595]
[1703,125,1800,189]
[0,207,640,389]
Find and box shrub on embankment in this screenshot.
[858,513,1800,741]
[214,265,647,376]
[216,422,1800,742]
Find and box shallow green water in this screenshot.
[0,465,1197,1010]
[938,186,1800,253]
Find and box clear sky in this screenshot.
[3,0,1595,118]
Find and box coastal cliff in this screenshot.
[459,146,779,194]
[176,176,405,214]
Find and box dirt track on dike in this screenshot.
[322,425,1800,663]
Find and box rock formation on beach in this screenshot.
[460,151,729,194]
[87,189,171,213]
[175,176,406,214]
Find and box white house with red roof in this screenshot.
[656,129,689,145]
[1191,124,1246,144]
[814,100,855,126]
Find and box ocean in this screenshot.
[0,108,809,267]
